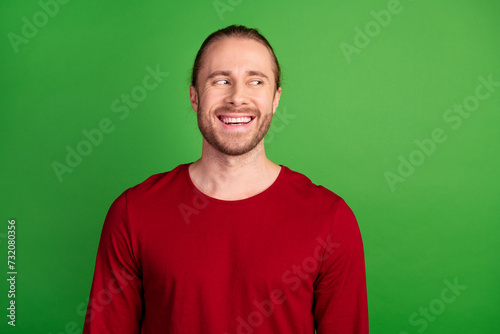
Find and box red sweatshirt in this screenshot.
[83,164,368,333]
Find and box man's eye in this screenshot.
[215,80,229,85]
[249,80,262,85]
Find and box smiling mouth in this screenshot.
[217,115,254,125]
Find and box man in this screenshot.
[83,25,368,333]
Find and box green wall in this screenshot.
[1,0,499,333]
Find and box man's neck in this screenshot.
[188,141,281,201]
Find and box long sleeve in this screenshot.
[83,190,143,333]
[313,199,369,333]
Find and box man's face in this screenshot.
[189,37,281,156]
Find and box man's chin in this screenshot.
[203,135,263,156]
[209,142,258,156]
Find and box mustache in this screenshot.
[214,106,260,117]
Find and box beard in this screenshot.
[197,105,273,156]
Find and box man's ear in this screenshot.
[189,85,199,113]
[272,87,282,114]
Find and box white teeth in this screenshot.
[220,116,252,124]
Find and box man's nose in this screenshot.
[225,82,249,107]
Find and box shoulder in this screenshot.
[116,164,188,204]
[280,166,359,235]
[134,163,186,189]
[281,165,342,204]
[280,165,356,219]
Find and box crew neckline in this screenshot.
[182,163,286,205]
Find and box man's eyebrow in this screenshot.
[206,70,270,80]
[246,70,269,80]
[206,70,231,80]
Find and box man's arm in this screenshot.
[313,199,369,333]
[83,190,143,333]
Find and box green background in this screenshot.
[1,0,499,333]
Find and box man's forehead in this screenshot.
[202,37,275,73]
